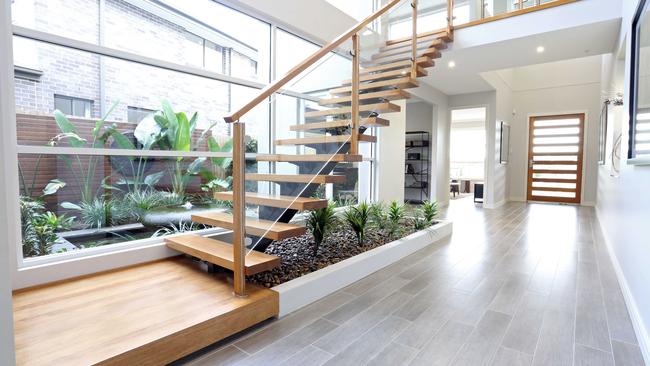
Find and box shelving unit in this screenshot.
[404,131,430,204]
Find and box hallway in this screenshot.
[179,199,645,366]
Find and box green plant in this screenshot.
[152,220,208,237]
[387,200,405,238]
[306,202,338,257]
[20,197,74,257]
[52,101,120,204]
[421,200,439,224]
[411,211,428,231]
[200,137,233,194]
[369,201,388,228]
[64,197,132,229]
[133,100,214,198]
[343,202,370,245]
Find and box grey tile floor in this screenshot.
[177,198,646,366]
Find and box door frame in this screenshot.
[526,113,585,204]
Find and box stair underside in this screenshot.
[165,234,280,275]
[275,134,376,145]
[289,117,389,131]
[246,173,346,184]
[360,57,434,75]
[256,154,363,162]
[214,191,328,210]
[341,67,426,85]
[192,212,306,240]
[319,90,410,106]
[329,77,419,95]
[305,102,400,118]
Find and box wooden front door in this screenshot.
[527,114,584,204]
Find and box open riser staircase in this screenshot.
[164,1,454,295]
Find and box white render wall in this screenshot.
[376,99,406,203]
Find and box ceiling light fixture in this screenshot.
[536,46,545,53]
[448,61,456,68]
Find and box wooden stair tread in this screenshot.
[369,49,441,64]
[341,67,426,85]
[246,173,346,184]
[166,234,280,275]
[192,212,306,241]
[214,191,328,210]
[329,77,419,95]
[256,154,363,163]
[386,31,453,47]
[360,57,434,75]
[373,42,446,59]
[319,90,411,106]
[275,134,376,145]
[305,102,400,118]
[380,38,446,52]
[289,117,389,131]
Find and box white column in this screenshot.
[376,99,406,202]
[0,0,18,364]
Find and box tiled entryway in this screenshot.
[177,198,645,366]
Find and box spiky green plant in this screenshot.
[343,202,370,245]
[411,211,428,231]
[421,200,439,224]
[369,201,388,228]
[305,202,338,257]
[387,200,405,237]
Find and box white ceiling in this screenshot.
[422,18,621,95]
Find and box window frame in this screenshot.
[628,0,650,164]
[5,1,377,288]
[54,94,93,118]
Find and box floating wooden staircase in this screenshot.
[164,30,453,283]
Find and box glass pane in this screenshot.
[18,153,235,258]
[54,96,72,116]
[419,0,450,33]
[531,190,576,198]
[73,99,91,118]
[534,118,580,127]
[533,136,580,145]
[534,127,580,136]
[533,155,578,162]
[532,182,576,189]
[533,164,578,171]
[533,145,580,153]
[532,173,577,180]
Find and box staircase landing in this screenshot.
[13,257,279,366]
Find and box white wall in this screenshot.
[0,0,17,364]
[411,85,451,207]
[495,57,603,205]
[376,99,406,203]
[597,0,650,361]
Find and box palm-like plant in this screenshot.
[387,200,405,237]
[369,201,388,228]
[305,202,337,257]
[421,200,439,224]
[343,202,370,245]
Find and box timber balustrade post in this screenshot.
[447,0,454,32]
[411,0,418,79]
[232,121,246,297]
[351,33,360,155]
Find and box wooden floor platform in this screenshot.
[13,257,279,366]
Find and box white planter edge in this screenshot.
[272,220,453,317]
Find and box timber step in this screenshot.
[275,134,376,146]
[166,234,280,275]
[319,90,410,106]
[329,77,418,95]
[289,117,389,131]
[192,212,306,240]
[341,67,426,85]
[360,57,434,75]
[386,31,453,48]
[380,37,447,52]
[256,154,363,163]
[373,42,446,60]
[369,49,441,64]
[246,173,346,184]
[305,102,400,118]
[214,192,328,210]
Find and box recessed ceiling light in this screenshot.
[536,46,545,53]
[448,61,456,68]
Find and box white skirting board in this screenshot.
[595,209,650,365]
[273,221,453,317]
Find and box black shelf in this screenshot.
[404,131,430,203]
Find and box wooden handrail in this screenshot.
[224,0,404,123]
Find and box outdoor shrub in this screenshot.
[306,202,337,257]
[343,202,370,245]
[20,197,74,257]
[65,197,132,229]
